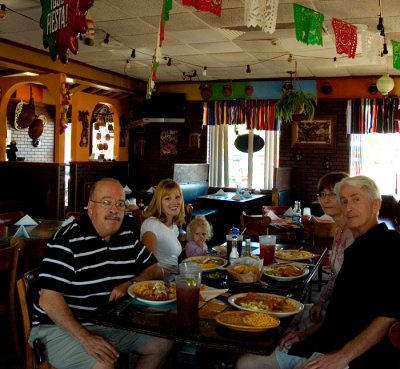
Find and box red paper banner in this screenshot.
[332,17,358,59]
[182,0,222,17]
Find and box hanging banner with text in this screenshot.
[40,0,94,63]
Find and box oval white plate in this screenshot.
[228,292,304,318]
[263,263,309,282]
[182,256,228,271]
[127,280,176,305]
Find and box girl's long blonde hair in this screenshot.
[143,178,185,226]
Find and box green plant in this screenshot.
[275,89,317,122]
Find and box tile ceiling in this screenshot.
[1,0,400,86]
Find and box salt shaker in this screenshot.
[229,236,239,263]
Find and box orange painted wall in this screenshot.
[70,92,130,162]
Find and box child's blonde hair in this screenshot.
[186,215,213,241]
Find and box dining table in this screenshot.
[89,246,327,357]
[0,218,64,245]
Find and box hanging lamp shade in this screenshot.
[376,74,395,95]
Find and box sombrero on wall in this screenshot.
[13,85,36,130]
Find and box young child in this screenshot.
[185,215,213,257]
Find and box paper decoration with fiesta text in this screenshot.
[40,0,94,63]
[392,40,400,70]
[293,3,324,46]
[147,0,172,98]
[160,130,178,155]
[332,18,357,58]
[182,0,222,17]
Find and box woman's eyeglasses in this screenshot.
[90,199,126,210]
[317,192,336,199]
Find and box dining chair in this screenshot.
[302,220,337,302]
[0,210,25,225]
[65,211,84,219]
[17,267,58,369]
[0,242,22,358]
[184,202,194,225]
[240,214,271,238]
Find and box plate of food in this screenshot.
[228,292,304,318]
[128,280,176,305]
[212,245,227,255]
[182,256,228,271]
[263,262,309,282]
[274,249,314,261]
[215,311,280,332]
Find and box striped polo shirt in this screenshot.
[32,214,158,326]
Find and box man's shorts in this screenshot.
[29,323,151,369]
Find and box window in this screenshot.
[207,125,279,190]
[350,134,400,194]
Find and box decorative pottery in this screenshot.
[28,117,45,140]
[245,85,254,96]
[200,83,213,101]
[222,84,233,97]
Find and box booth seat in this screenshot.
[179,181,219,218]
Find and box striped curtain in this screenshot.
[203,100,279,130]
[347,96,400,134]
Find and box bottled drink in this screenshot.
[229,236,239,263]
[293,200,301,223]
[242,236,252,257]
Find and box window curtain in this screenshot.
[347,96,400,134]
[203,100,279,130]
[207,125,279,189]
[350,134,364,175]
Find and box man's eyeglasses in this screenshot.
[317,192,336,199]
[90,199,126,210]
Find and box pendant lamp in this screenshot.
[376,74,395,95]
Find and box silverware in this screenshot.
[116,297,135,316]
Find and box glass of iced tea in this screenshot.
[175,273,201,327]
[259,235,276,266]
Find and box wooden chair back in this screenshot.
[184,203,194,225]
[302,220,337,250]
[132,209,144,230]
[0,211,24,225]
[240,214,271,237]
[65,211,84,219]
[17,268,57,369]
[0,242,22,357]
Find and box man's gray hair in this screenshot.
[334,175,381,202]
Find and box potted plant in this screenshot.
[275,89,317,122]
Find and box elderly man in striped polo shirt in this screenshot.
[29,178,173,369]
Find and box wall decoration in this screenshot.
[160,130,178,155]
[78,110,89,147]
[40,0,94,63]
[119,115,127,147]
[189,132,201,149]
[291,116,335,148]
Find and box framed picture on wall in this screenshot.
[291,116,335,148]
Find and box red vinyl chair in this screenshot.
[0,211,24,225]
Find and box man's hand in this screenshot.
[81,332,119,364]
[279,331,308,350]
[302,351,349,369]
[109,281,131,302]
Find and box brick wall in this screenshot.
[7,105,54,162]
[279,99,350,212]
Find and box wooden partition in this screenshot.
[0,162,65,219]
[272,167,293,206]
[68,161,129,213]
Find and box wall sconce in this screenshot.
[292,148,303,162]
[322,155,331,169]
[0,4,6,19]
